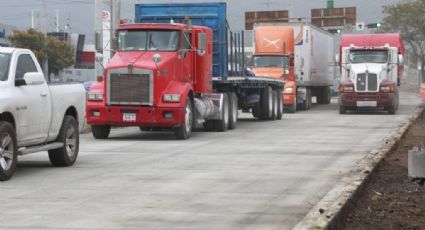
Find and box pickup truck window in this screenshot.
[118,30,180,51]
[0,52,11,81]
[16,54,38,80]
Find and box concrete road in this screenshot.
[1,91,422,230]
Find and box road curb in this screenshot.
[292,104,425,230]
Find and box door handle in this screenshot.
[40,92,48,97]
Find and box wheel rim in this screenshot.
[268,89,273,116]
[0,133,14,171]
[184,102,192,133]
[274,93,278,117]
[232,97,237,123]
[65,125,77,158]
[224,98,229,125]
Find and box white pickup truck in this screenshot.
[0,47,86,181]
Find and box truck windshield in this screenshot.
[0,52,11,81]
[350,50,388,64]
[118,30,179,51]
[253,56,289,68]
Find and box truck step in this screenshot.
[18,142,64,156]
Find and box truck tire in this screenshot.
[276,90,283,120]
[0,121,17,181]
[228,92,238,130]
[48,116,79,167]
[215,93,229,132]
[299,88,311,110]
[252,104,260,119]
[260,86,273,120]
[91,125,111,139]
[386,105,396,115]
[339,105,347,114]
[174,99,193,139]
[271,90,278,120]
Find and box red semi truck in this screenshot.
[338,34,405,114]
[86,3,284,139]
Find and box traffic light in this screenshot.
[366,23,382,28]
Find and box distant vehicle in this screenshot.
[338,34,405,114]
[0,47,86,181]
[252,23,335,113]
[86,2,284,140]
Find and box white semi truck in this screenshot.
[0,47,86,181]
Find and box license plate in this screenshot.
[123,113,136,122]
[357,101,377,107]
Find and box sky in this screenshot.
[0,0,408,43]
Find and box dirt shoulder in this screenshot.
[332,110,425,230]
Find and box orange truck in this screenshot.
[252,26,295,112]
[252,23,334,113]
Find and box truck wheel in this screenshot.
[91,125,111,139]
[174,99,193,139]
[0,121,17,181]
[339,105,347,114]
[48,116,79,167]
[260,86,273,120]
[215,93,229,132]
[306,89,312,109]
[271,90,278,120]
[386,105,396,115]
[252,104,260,118]
[228,92,238,129]
[276,90,283,120]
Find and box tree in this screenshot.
[381,0,425,82]
[8,29,47,64]
[8,29,74,77]
[46,36,74,76]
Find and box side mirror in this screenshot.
[152,53,162,64]
[95,53,104,63]
[197,32,206,56]
[398,54,404,66]
[335,54,340,65]
[21,72,45,86]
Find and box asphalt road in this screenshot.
[1,91,422,230]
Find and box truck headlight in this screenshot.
[87,92,104,101]
[284,87,294,94]
[163,94,181,102]
[340,85,354,93]
[380,85,395,93]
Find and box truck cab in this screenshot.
[338,34,405,114]
[87,23,218,139]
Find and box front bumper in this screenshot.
[283,93,296,105]
[339,92,395,108]
[86,104,185,127]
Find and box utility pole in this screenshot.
[55,9,59,32]
[31,10,35,28]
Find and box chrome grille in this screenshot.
[368,74,378,91]
[356,73,378,92]
[356,74,366,91]
[108,73,152,105]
